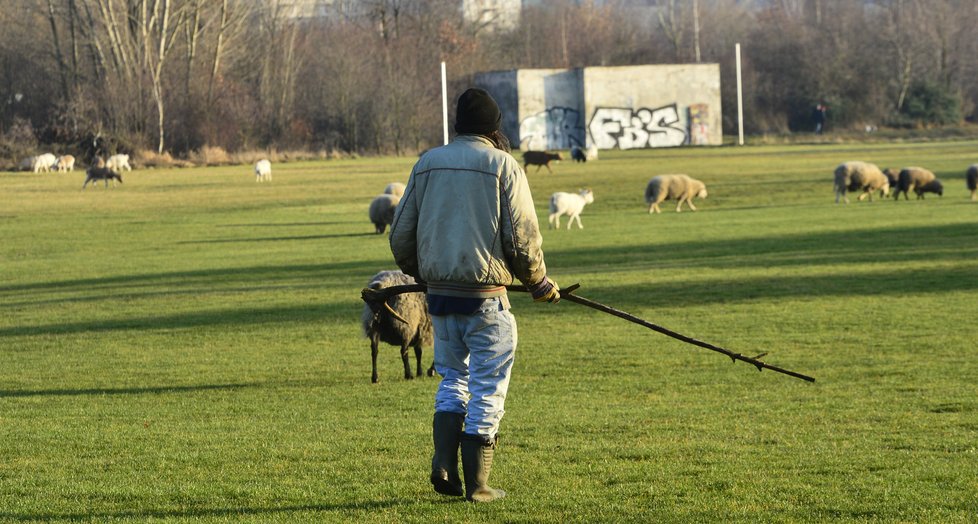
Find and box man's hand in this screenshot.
[530,277,560,304]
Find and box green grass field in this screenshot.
[2,142,976,522]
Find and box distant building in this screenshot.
[476,64,723,150]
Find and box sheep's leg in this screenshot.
[548,213,557,229]
[675,200,684,212]
[550,214,560,229]
[413,342,423,378]
[400,343,414,380]
[572,214,582,229]
[371,334,381,383]
[545,164,553,174]
[687,199,697,211]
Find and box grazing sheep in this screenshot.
[570,146,587,163]
[548,189,594,229]
[893,167,936,200]
[645,174,708,214]
[82,167,122,188]
[56,155,75,173]
[523,150,562,174]
[361,270,434,383]
[254,159,272,182]
[833,161,889,204]
[914,179,943,199]
[32,153,58,173]
[106,154,131,172]
[966,165,977,201]
[369,193,400,234]
[384,182,405,198]
[585,144,598,161]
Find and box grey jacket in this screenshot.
[389,135,548,299]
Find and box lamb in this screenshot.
[523,150,562,174]
[82,166,123,188]
[569,145,599,163]
[548,189,594,229]
[369,193,400,234]
[32,153,58,173]
[645,174,708,213]
[570,146,587,163]
[254,159,272,182]
[914,179,943,199]
[966,165,977,201]
[833,161,889,203]
[56,155,75,173]
[106,154,132,172]
[384,182,405,198]
[892,167,936,200]
[361,270,434,383]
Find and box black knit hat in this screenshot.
[454,88,501,136]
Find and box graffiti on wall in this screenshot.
[688,104,710,146]
[518,106,584,151]
[587,104,688,150]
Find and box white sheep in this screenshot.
[56,155,75,173]
[645,174,708,213]
[384,182,405,198]
[548,189,594,229]
[833,161,889,204]
[892,167,936,200]
[106,154,131,172]
[32,153,58,173]
[254,159,272,182]
[967,164,977,201]
[568,145,599,163]
[585,144,598,161]
[369,193,401,234]
[361,269,434,383]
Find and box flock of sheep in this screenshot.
[17,152,133,189]
[831,160,967,203]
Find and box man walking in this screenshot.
[389,88,559,502]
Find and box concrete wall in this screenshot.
[476,63,722,150]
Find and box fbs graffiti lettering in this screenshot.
[588,104,687,150]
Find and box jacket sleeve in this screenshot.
[389,167,420,279]
[499,161,548,286]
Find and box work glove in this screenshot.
[529,277,560,304]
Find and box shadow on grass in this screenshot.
[550,221,977,272]
[0,260,384,295]
[0,500,405,522]
[573,264,978,309]
[178,232,379,243]
[0,382,259,398]
[0,303,345,338]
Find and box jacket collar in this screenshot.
[454,134,494,147]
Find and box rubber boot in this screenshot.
[460,433,506,502]
[430,412,464,496]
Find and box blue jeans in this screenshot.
[431,297,518,438]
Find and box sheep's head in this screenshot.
[579,188,594,204]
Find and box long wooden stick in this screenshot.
[360,283,815,382]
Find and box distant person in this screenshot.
[812,104,827,134]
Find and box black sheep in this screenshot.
[361,270,434,383]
